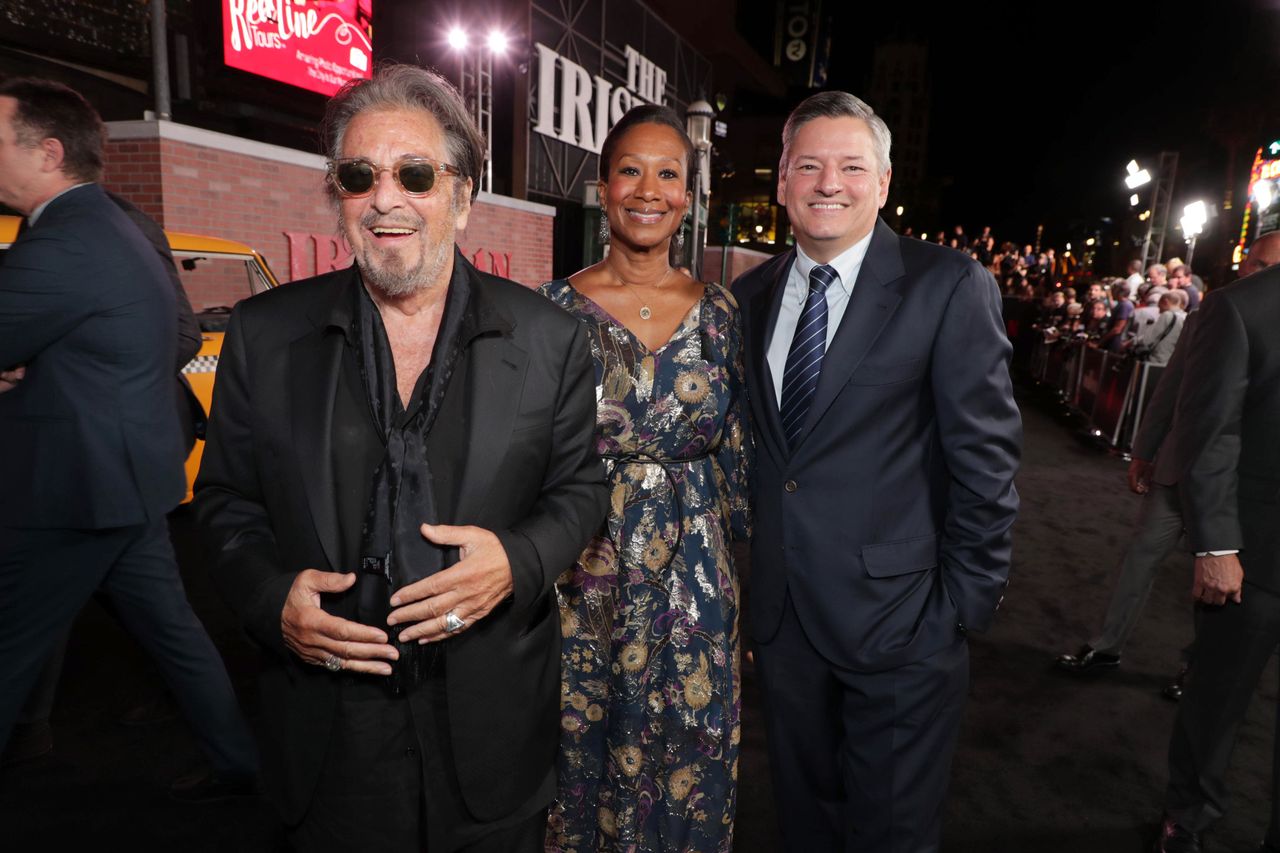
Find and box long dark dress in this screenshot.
[540,279,752,853]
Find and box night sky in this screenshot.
[794,0,1280,262]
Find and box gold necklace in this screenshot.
[613,267,673,320]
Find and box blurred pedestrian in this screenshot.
[0,77,258,798]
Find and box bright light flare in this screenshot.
[487,30,509,53]
[1125,169,1151,190]
[1181,200,1208,237]
[1255,179,1275,211]
[447,26,468,50]
[1125,159,1151,190]
[1129,193,1140,206]
[895,205,904,216]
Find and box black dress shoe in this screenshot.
[1162,666,1188,702]
[1055,644,1121,674]
[1154,817,1201,853]
[168,768,262,804]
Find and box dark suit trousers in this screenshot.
[287,668,546,853]
[755,593,968,853]
[1166,582,1280,842]
[0,519,256,776]
[1090,484,1187,656]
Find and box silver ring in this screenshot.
[444,611,466,634]
[322,654,343,672]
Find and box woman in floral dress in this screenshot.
[541,105,751,852]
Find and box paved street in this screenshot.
[2,394,1276,852]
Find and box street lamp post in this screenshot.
[685,99,714,279]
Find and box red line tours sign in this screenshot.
[223,0,373,96]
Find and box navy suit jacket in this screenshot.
[734,219,1021,671]
[0,183,185,528]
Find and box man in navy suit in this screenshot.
[0,78,256,795]
[733,91,1021,852]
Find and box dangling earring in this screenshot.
[598,210,610,243]
[675,226,685,251]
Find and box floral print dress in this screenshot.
[540,279,752,853]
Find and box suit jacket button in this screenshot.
[784,479,798,493]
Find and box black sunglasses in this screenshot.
[327,156,461,197]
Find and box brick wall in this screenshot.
[456,198,556,288]
[103,121,556,310]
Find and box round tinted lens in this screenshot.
[335,161,375,194]
[397,161,436,195]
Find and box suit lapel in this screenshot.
[746,251,793,461]
[795,219,905,446]
[289,275,352,571]
[453,266,527,522]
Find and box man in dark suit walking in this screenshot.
[1054,312,1198,669]
[733,91,1021,852]
[193,64,607,850]
[1156,262,1280,853]
[0,78,257,791]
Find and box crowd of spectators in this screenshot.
[1027,263,1196,366]
[914,223,1212,369]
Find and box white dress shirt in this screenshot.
[767,233,874,406]
[27,182,92,226]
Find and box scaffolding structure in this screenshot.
[1142,151,1179,269]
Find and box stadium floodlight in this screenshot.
[1125,159,1152,190]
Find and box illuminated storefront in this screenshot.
[1234,141,1280,268]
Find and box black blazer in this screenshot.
[0,183,185,528]
[733,219,1022,671]
[193,254,607,823]
[1175,266,1280,591]
[106,191,205,449]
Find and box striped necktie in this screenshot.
[781,263,837,448]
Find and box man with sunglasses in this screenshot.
[194,64,607,850]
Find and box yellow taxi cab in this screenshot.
[0,215,278,502]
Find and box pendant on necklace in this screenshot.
[639,306,652,320]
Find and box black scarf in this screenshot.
[354,269,470,695]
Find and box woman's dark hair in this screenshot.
[597,104,694,189]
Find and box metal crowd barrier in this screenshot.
[1028,338,1166,454]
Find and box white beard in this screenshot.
[344,199,458,298]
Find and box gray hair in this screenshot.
[780,91,892,177]
[319,63,486,201]
[1147,263,1167,277]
